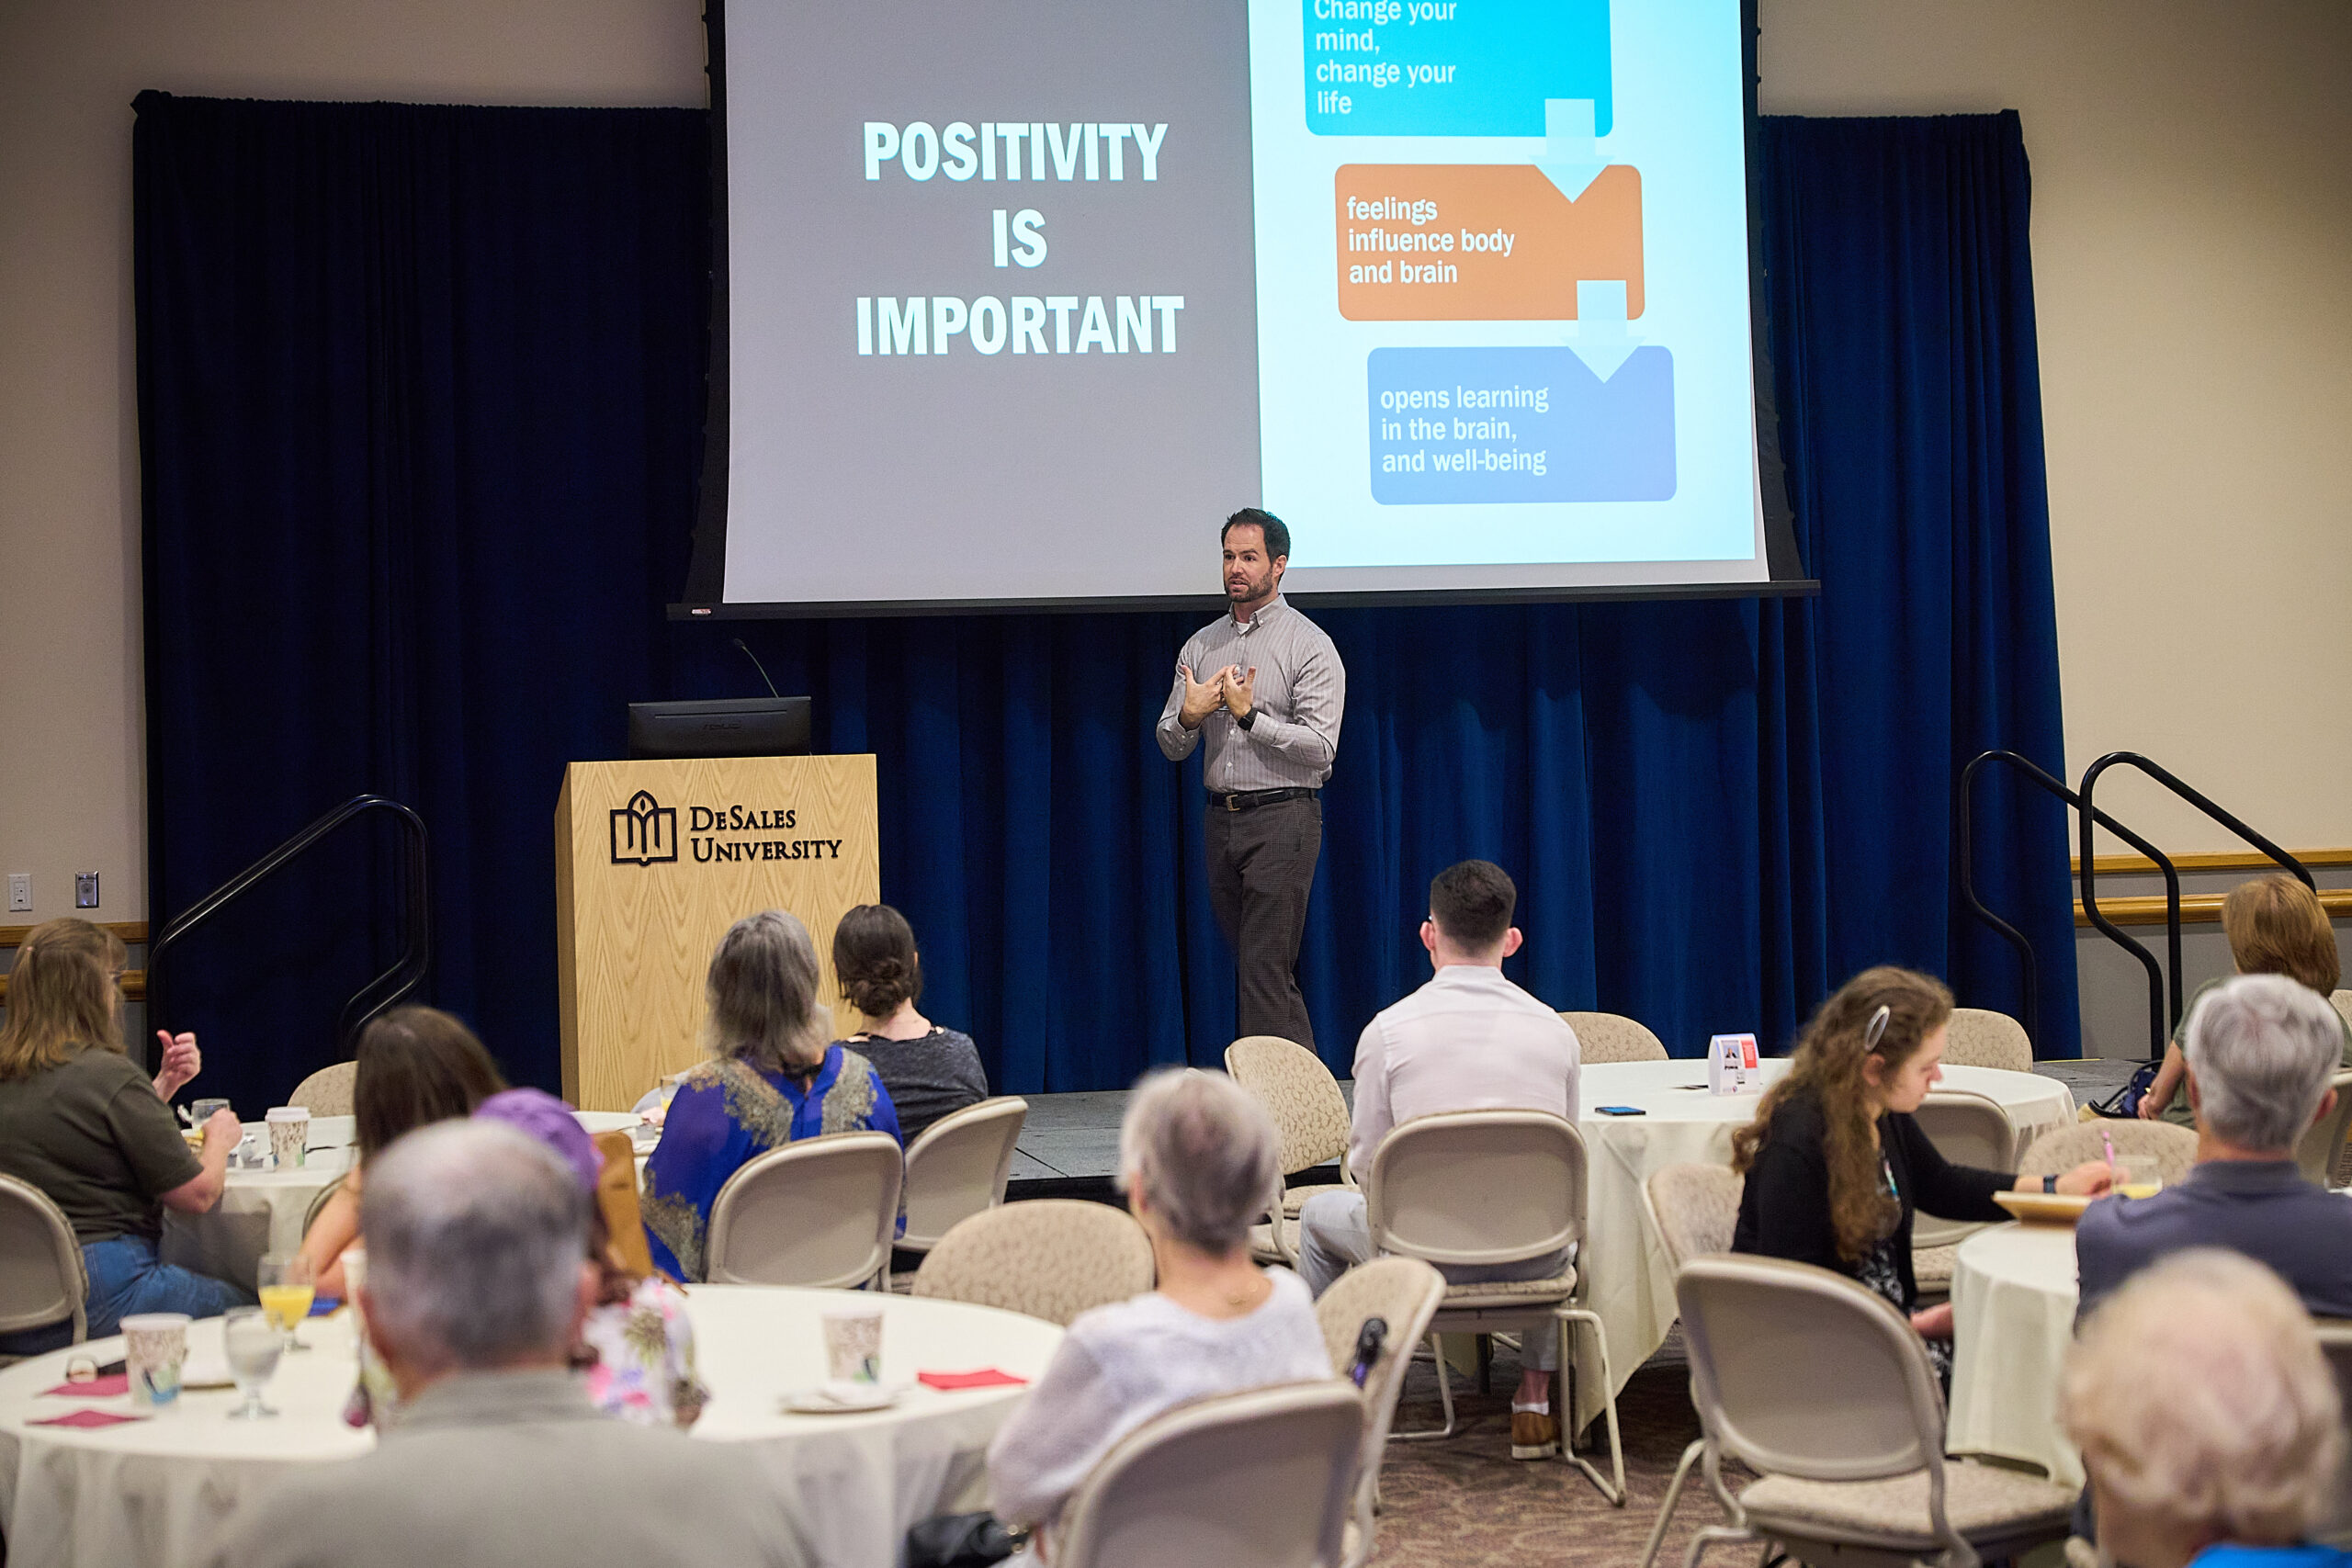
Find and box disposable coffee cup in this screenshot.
[821,1303,885,1386]
[266,1106,311,1168]
[123,1313,191,1407]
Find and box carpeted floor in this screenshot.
[1365,1338,1747,1567]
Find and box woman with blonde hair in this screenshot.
[640,909,900,1280]
[2141,873,2352,1124]
[2065,1248,2348,1568]
[0,918,249,1349]
[1732,965,2111,1374]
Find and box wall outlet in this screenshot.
[6,874,28,913]
[74,873,99,909]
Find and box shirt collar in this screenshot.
[2182,1157,2309,1192]
[381,1367,595,1439]
[1229,593,1288,633]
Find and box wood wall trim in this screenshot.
[0,967,145,1002]
[0,920,149,949]
[2075,889,2352,928]
[2071,848,2352,875]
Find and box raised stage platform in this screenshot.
[1003,1056,2137,1199]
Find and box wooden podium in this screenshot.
[554,754,879,1111]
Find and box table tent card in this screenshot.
[1707,1033,1759,1094]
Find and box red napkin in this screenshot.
[28,1408,148,1428]
[41,1374,130,1399]
[919,1369,1028,1391]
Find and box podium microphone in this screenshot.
[731,638,783,700]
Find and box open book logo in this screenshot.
[609,790,678,866]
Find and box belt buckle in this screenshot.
[1224,793,1244,812]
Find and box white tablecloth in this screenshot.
[159,1144,354,1294]
[1571,1059,2076,1433]
[0,1285,1062,1568]
[1947,1222,2082,1486]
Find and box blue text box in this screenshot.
[1303,0,1611,138]
[1367,345,1675,503]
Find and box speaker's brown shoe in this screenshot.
[1510,1404,1560,1460]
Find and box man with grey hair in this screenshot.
[195,1121,808,1568]
[2076,972,2352,1318]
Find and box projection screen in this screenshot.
[678,0,1808,615]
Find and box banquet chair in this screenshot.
[1313,1256,1446,1568]
[2018,1121,2197,1187]
[1638,1254,2075,1568]
[1226,1035,1355,1268]
[2295,1070,2352,1189]
[899,1096,1029,1256]
[704,1132,901,1289]
[1911,1091,2018,1296]
[1051,1381,1363,1568]
[2332,989,2352,1038]
[288,1061,357,1116]
[300,1173,345,1240]
[911,1199,1154,1325]
[1641,1164,1742,1272]
[0,1175,87,1359]
[1942,1009,2033,1073]
[1558,1011,1669,1063]
[2310,1318,2352,1548]
[1368,1110,1625,1504]
[590,1130,658,1280]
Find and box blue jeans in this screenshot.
[0,1234,248,1358]
[81,1235,252,1338]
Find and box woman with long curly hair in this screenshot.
[1731,965,2113,1374]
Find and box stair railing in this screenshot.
[147,795,431,1052]
[2078,751,2311,1055]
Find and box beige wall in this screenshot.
[3,0,2346,925]
[1756,0,2352,853]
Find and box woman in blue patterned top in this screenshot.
[641,909,900,1280]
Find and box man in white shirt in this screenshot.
[1297,859,1582,1459]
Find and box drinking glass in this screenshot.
[257,1253,315,1352]
[2116,1154,2162,1199]
[222,1307,282,1419]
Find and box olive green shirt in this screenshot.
[2161,976,2352,1127]
[0,1046,200,1243]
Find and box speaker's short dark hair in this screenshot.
[1222,508,1290,561]
[1430,860,1516,949]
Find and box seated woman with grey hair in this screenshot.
[2064,1247,2348,1568]
[985,1069,1332,1558]
[640,910,900,1280]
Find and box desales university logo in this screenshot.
[609,790,843,867]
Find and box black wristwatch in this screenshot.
[1236,707,1258,731]
[2042,1174,2059,1195]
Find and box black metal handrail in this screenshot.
[2079,751,2311,1055]
[1957,750,2177,1051]
[148,795,430,1052]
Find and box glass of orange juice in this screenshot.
[2115,1154,2163,1200]
[257,1252,315,1352]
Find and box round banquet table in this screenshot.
[0,1284,1063,1568]
[160,1137,356,1293]
[1946,1221,2082,1486]
[1569,1058,2075,1435]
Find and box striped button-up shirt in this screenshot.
[1155,595,1345,792]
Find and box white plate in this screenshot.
[784,1381,902,1415]
[571,1111,644,1136]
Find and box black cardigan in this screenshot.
[1731,1089,2011,1310]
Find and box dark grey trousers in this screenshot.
[1204,795,1321,1050]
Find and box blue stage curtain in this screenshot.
[137,96,2075,1112]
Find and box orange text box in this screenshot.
[1334,164,1643,321]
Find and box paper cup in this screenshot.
[266,1106,311,1168]
[123,1313,191,1406]
[821,1303,885,1385]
